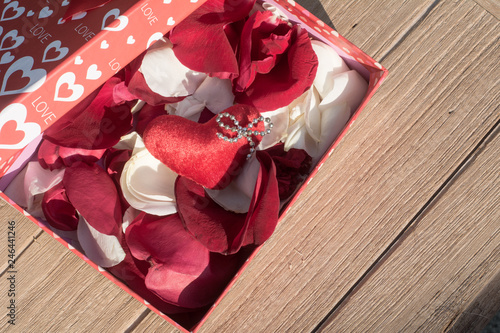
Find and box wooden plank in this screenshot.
[0,0,442,332]
[298,0,438,60]
[318,126,500,332]
[0,198,43,273]
[0,232,147,332]
[131,310,180,333]
[473,0,500,19]
[195,1,498,332]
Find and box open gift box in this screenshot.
[0,0,387,331]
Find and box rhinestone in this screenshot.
[249,141,255,146]
[250,148,255,153]
[258,116,264,121]
[248,123,253,128]
[217,133,223,138]
[254,131,259,135]
[230,115,235,120]
[225,125,230,130]
[266,129,271,134]
[219,122,225,127]
[260,131,265,136]
[223,137,229,141]
[253,118,259,124]
[224,112,230,117]
[234,120,239,125]
[269,123,274,128]
[247,154,252,159]
[265,117,271,123]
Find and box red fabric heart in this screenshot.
[143,104,265,189]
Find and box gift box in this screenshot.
[0,0,387,332]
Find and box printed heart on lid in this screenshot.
[143,105,266,190]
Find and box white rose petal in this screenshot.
[121,148,178,216]
[171,96,207,122]
[140,39,207,97]
[311,40,350,99]
[4,162,65,218]
[319,70,368,114]
[193,76,235,114]
[258,107,289,150]
[316,102,351,161]
[77,215,126,268]
[206,155,260,213]
[304,87,322,142]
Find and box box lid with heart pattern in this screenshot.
[0,0,205,180]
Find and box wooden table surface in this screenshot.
[1,0,499,332]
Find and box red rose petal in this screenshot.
[127,70,186,106]
[108,234,191,314]
[43,76,133,149]
[234,12,318,111]
[42,181,79,231]
[170,0,255,78]
[176,150,280,254]
[63,164,122,236]
[38,140,106,171]
[126,213,239,308]
[136,104,168,137]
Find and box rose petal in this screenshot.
[168,96,207,122]
[43,76,133,149]
[205,154,260,213]
[319,70,368,114]
[136,104,168,136]
[77,215,126,268]
[38,139,106,171]
[234,12,318,111]
[192,76,235,114]
[176,151,279,254]
[311,40,350,99]
[304,87,322,142]
[170,0,256,78]
[42,181,79,231]
[257,107,289,150]
[316,102,351,161]
[265,144,311,199]
[4,162,63,218]
[126,213,240,308]
[141,39,207,97]
[120,148,178,216]
[107,233,190,314]
[63,164,122,236]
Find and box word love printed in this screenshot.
[29,24,53,44]
[140,3,159,25]
[74,23,96,42]
[31,96,57,125]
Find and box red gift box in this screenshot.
[0,0,387,332]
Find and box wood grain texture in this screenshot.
[473,0,500,19]
[137,0,500,332]
[0,0,498,332]
[0,199,43,273]
[319,126,500,332]
[300,0,438,60]
[0,232,147,332]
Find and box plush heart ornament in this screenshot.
[143,104,267,189]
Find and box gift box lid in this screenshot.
[0,0,206,179]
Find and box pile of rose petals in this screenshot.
[4,0,368,323]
